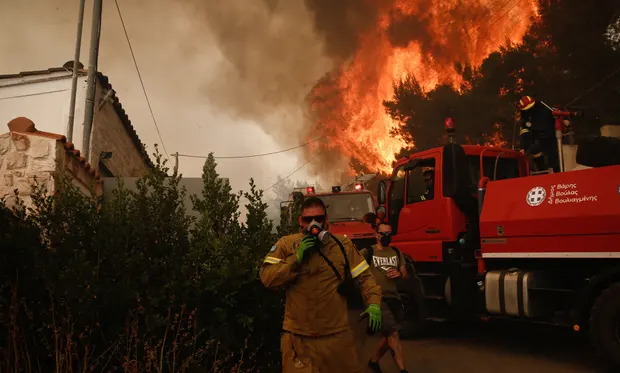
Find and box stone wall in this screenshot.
[0,131,57,208]
[88,82,150,177]
[0,117,103,210]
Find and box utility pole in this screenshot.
[82,0,104,161]
[67,0,86,142]
[173,152,179,176]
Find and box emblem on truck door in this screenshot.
[526,186,547,207]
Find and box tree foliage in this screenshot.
[0,149,282,372]
[385,0,620,152]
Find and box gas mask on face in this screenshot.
[307,220,331,245]
[379,232,392,247]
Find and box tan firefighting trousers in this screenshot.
[281,329,363,372]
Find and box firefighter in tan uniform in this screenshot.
[260,196,382,372]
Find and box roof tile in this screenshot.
[6,117,102,184]
[0,63,153,170]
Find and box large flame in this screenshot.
[308,0,539,174]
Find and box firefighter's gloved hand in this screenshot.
[296,236,317,263]
[361,304,382,332]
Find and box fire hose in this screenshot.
[551,108,583,172]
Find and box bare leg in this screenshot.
[387,332,405,370]
[372,337,390,362]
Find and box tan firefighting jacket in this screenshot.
[260,232,381,337]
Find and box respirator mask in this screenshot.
[304,218,355,298]
[307,220,331,245]
[379,232,392,246]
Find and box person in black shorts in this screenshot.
[360,222,409,373]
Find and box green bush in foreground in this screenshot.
[0,149,284,372]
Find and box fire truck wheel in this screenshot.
[590,283,620,368]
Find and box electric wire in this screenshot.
[114,0,170,162]
[0,89,70,101]
[263,156,317,191]
[565,66,620,107]
[176,136,326,159]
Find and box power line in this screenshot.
[566,66,620,107]
[0,89,69,101]
[264,156,317,191]
[176,136,326,159]
[114,0,170,162]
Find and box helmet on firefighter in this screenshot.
[518,96,535,111]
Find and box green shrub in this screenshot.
[0,149,283,372]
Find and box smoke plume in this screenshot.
[197,0,535,183]
[194,0,333,147]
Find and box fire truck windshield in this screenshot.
[319,192,375,222]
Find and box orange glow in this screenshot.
[308,0,539,173]
[483,123,509,148]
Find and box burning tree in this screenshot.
[383,0,620,151]
[306,0,539,174]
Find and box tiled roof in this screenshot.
[7,117,102,184]
[95,72,154,169]
[0,66,75,79]
[0,61,153,169]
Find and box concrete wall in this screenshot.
[0,71,87,147]
[101,177,228,223]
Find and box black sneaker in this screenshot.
[368,360,382,373]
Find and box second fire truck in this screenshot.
[367,118,620,367]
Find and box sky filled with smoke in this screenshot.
[0,0,332,218]
[1,0,528,218]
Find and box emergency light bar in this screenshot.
[354,183,363,191]
[445,117,456,144]
[445,117,455,132]
[332,186,341,193]
[306,186,315,194]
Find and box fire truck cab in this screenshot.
[281,179,380,252]
[372,119,620,367]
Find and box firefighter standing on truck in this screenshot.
[517,95,560,172]
[260,196,383,372]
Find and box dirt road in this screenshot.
[348,310,611,373]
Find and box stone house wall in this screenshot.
[0,132,57,208]
[0,117,102,209]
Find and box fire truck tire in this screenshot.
[589,283,620,368]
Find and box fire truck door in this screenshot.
[389,158,443,262]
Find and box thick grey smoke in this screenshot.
[193,0,333,146]
[193,0,390,184]
[0,0,321,202]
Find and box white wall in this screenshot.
[0,73,87,148]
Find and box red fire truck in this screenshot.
[369,119,620,366]
[280,177,380,252]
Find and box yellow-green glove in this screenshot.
[361,304,382,332]
[296,236,317,263]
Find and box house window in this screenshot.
[98,161,113,177]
